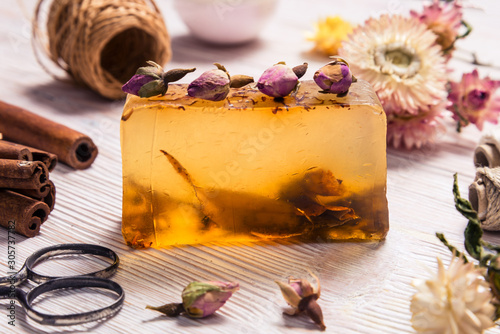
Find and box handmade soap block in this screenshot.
[120,80,388,248]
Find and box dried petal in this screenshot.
[288,278,314,298]
[298,294,326,331]
[275,280,302,308]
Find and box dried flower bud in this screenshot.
[122,61,195,98]
[314,57,354,96]
[257,62,307,98]
[122,74,163,97]
[146,281,239,319]
[188,63,231,101]
[276,273,325,331]
[182,281,239,318]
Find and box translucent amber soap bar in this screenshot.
[120,80,388,248]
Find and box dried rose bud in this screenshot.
[188,63,231,101]
[122,61,195,98]
[146,281,239,318]
[182,281,239,317]
[257,62,308,98]
[122,74,159,97]
[314,57,355,96]
[276,273,325,331]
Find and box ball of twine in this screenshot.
[32,0,171,100]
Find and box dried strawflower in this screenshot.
[339,14,447,115]
[410,256,495,334]
[410,0,466,54]
[276,273,325,331]
[257,62,308,99]
[447,69,500,131]
[314,57,355,96]
[188,63,231,101]
[122,61,195,97]
[307,16,353,56]
[386,102,446,150]
[434,174,500,326]
[146,281,239,318]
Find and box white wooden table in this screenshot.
[1,0,500,333]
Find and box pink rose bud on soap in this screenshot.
[257,62,308,98]
[314,58,354,96]
[146,281,239,318]
[188,63,231,101]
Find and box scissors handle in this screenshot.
[1,276,124,326]
[24,243,120,284]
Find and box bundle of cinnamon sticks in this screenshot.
[0,100,98,237]
[0,143,56,237]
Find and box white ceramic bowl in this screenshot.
[174,0,279,45]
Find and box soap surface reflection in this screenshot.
[120,80,388,248]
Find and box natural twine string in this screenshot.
[470,167,500,231]
[32,0,171,100]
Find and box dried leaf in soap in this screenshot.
[160,150,306,238]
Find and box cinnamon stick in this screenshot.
[0,140,33,161]
[0,140,58,171]
[0,100,98,169]
[0,159,49,195]
[30,148,58,172]
[0,190,50,237]
[15,180,56,212]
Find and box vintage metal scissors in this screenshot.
[0,243,124,326]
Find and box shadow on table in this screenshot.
[11,302,114,333]
[20,79,123,117]
[142,311,228,327]
[169,34,267,65]
[277,311,324,332]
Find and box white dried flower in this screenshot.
[339,14,447,115]
[410,257,495,334]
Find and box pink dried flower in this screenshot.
[447,69,500,131]
[146,281,239,318]
[387,102,446,149]
[410,0,464,53]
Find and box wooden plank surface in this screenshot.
[1,0,500,333]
